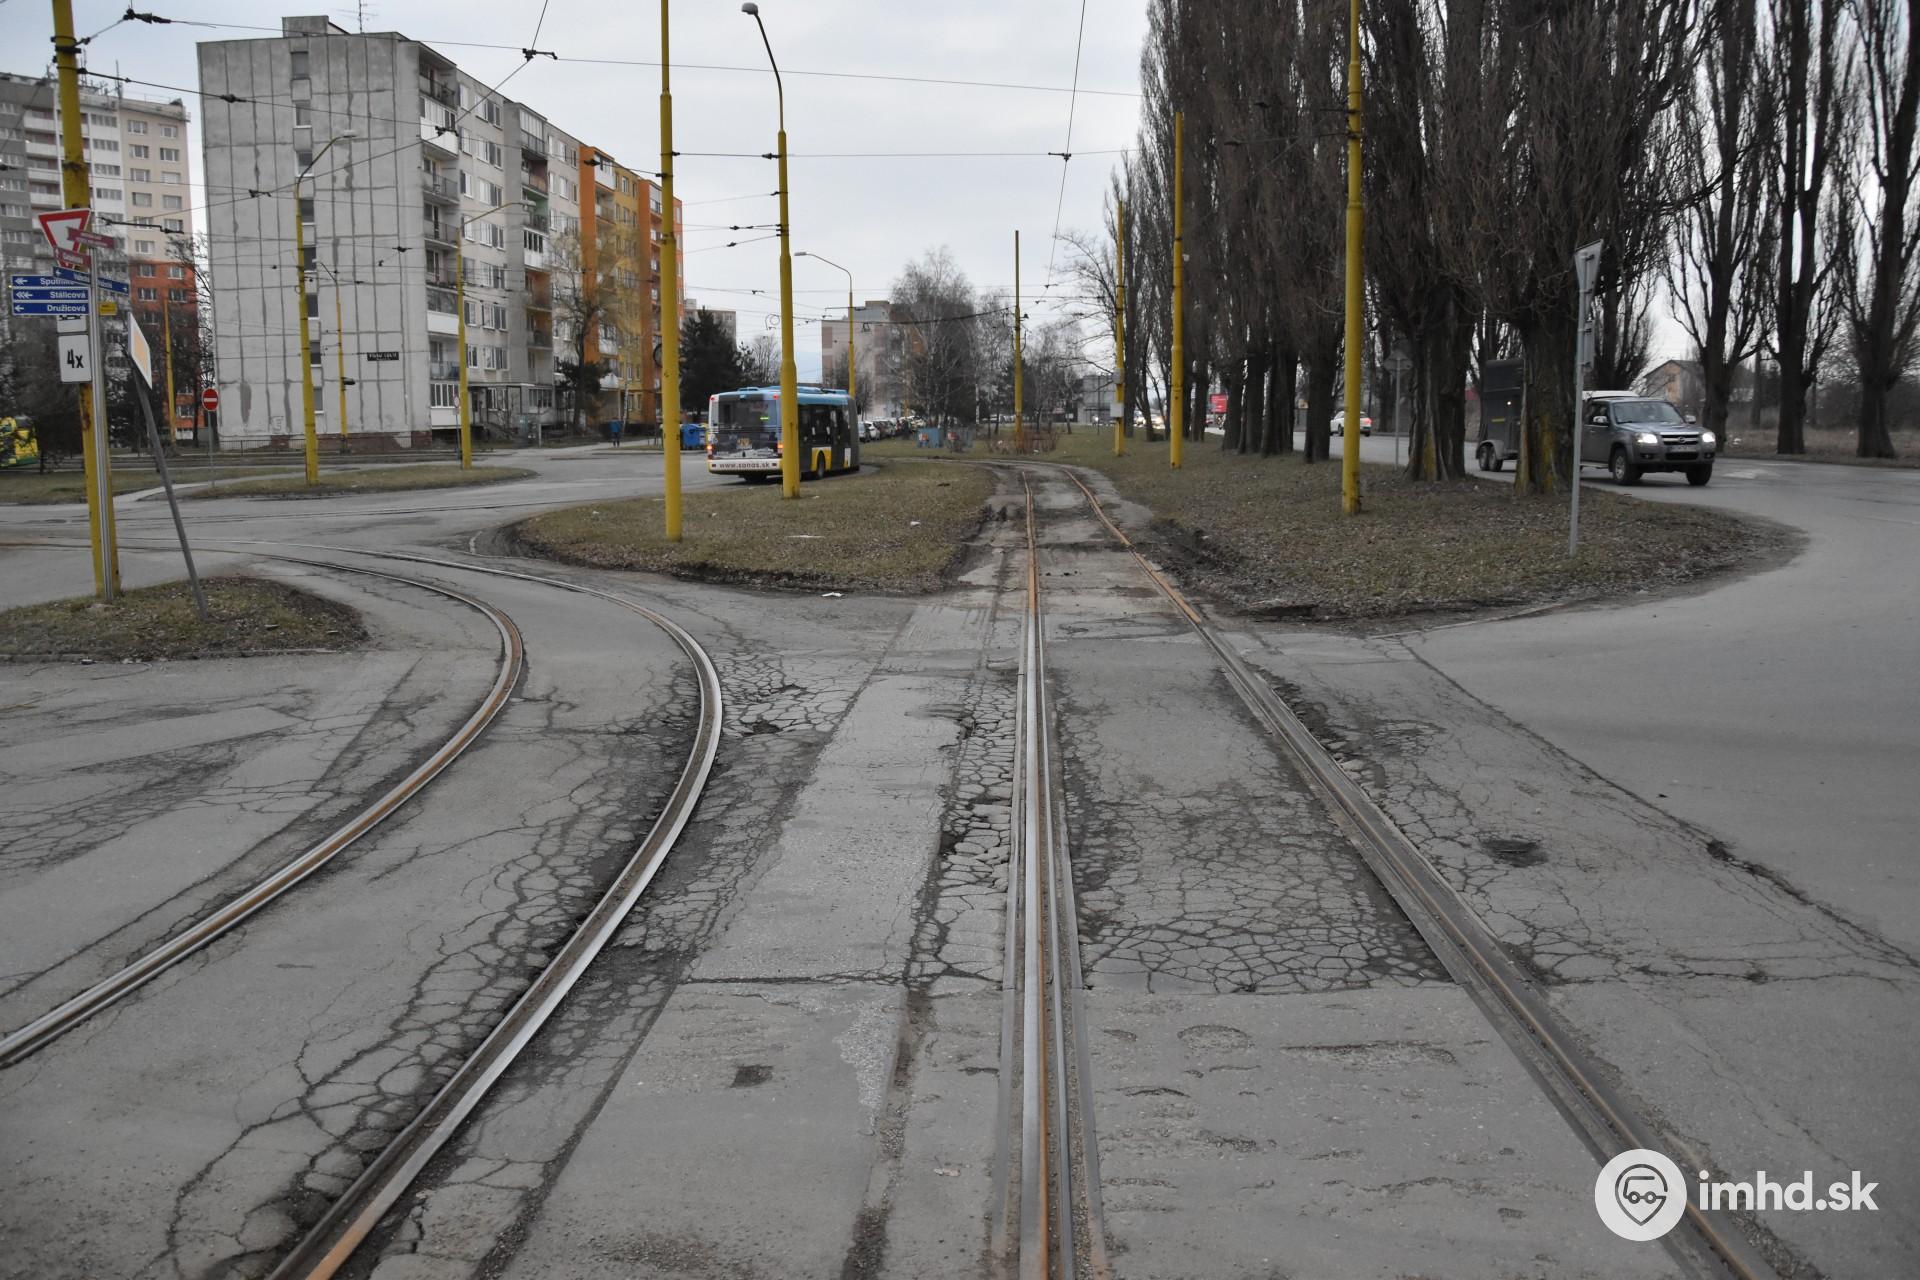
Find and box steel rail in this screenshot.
[255,544,725,1280]
[1048,465,1778,1280]
[996,481,1109,1280]
[0,553,525,1069]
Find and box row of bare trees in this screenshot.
[1096,0,1920,483]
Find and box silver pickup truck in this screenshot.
[1580,391,1715,486]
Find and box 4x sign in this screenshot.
[37,208,92,257]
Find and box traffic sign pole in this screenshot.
[52,0,115,598]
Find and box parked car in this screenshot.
[858,421,878,442]
[1330,411,1373,437]
[1578,391,1714,486]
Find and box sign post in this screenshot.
[128,312,208,619]
[1570,240,1604,557]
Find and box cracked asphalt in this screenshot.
[1,444,1910,1278]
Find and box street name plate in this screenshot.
[12,301,90,316]
[364,351,400,361]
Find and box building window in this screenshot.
[290,50,310,76]
[168,265,185,279]
[169,288,187,302]
[162,195,182,211]
[162,218,183,232]
[480,97,500,125]
[160,124,178,138]
[131,191,153,207]
[163,171,181,184]
[130,143,149,158]
[88,112,117,127]
[94,163,120,177]
[2,229,34,245]
[136,287,158,301]
[134,239,154,253]
[90,138,118,153]
[430,382,458,408]
[127,119,147,134]
[159,147,180,162]
[483,140,503,167]
[130,167,150,182]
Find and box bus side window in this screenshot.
[833,407,850,450]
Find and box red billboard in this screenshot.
[1208,393,1228,415]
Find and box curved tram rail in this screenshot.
[0,537,725,1279]
[1037,464,1779,1280]
[255,545,726,1280]
[993,481,1111,1280]
[0,554,526,1068]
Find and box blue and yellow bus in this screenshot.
[705,386,860,481]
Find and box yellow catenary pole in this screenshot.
[1170,110,1185,469]
[1340,0,1365,514]
[775,128,798,496]
[660,0,683,539]
[456,220,472,469]
[294,184,320,484]
[1114,196,1126,457]
[162,298,178,445]
[52,0,115,596]
[334,276,349,450]
[1013,229,1024,450]
[846,279,856,417]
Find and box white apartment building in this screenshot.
[819,299,901,416]
[197,16,589,447]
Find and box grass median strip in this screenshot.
[516,458,995,592]
[1042,431,1777,619]
[0,576,367,661]
[0,466,296,505]
[186,463,534,499]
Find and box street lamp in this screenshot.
[742,1,800,497]
[294,129,355,485]
[796,251,854,416]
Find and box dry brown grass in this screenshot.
[515,457,996,592]
[186,463,533,498]
[0,576,367,660]
[1045,432,1779,619]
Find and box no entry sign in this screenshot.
[200,387,221,413]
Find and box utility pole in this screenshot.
[456,218,471,469]
[743,4,799,497]
[52,0,116,597]
[1340,0,1364,514]
[659,0,683,540]
[1170,110,1185,469]
[293,132,353,484]
[333,267,349,451]
[1013,229,1024,450]
[161,298,178,445]
[1113,197,1126,457]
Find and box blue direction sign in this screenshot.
[10,275,68,289]
[12,301,91,316]
[52,266,128,293]
[11,288,90,302]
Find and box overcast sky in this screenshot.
[3,0,1148,378]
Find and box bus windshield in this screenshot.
[712,397,780,451]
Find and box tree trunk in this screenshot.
[1223,358,1246,452]
[1241,342,1266,455]
[1263,346,1293,456]
[1302,347,1337,464]
[1517,314,1575,494]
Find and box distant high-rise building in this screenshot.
[819,299,900,416]
[0,71,195,433]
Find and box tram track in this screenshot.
[994,480,1110,1280]
[1,536,725,1279]
[0,549,526,1069]
[1020,461,1779,1280]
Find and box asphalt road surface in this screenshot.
[0,441,1911,1278]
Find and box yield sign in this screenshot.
[37,208,92,257]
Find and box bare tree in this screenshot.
[1844,0,1920,457]
[892,248,983,424]
[1771,0,1855,454]
[1667,0,1775,443]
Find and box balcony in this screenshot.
[520,130,547,157]
[29,188,59,208]
[420,76,456,108]
[422,172,458,203]
[426,286,459,334]
[525,211,550,233]
[525,283,552,311]
[428,360,460,381]
[420,116,458,156]
[423,218,456,249]
[528,328,552,349]
[24,138,58,160]
[520,168,548,195]
[425,267,457,287]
